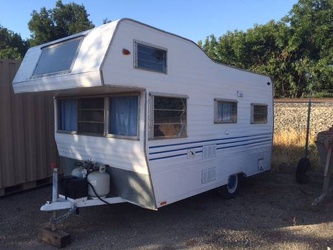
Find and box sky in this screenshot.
[0,0,299,43]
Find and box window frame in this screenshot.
[251,103,268,124]
[134,40,167,73]
[149,93,188,140]
[214,98,238,124]
[56,93,140,140]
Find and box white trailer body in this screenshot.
[12,19,273,210]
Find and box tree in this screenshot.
[283,0,333,96]
[28,0,94,46]
[199,21,294,97]
[0,25,29,60]
[199,34,220,61]
[245,21,294,97]
[199,0,333,98]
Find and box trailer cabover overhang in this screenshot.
[12,20,119,93]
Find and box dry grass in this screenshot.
[273,129,321,171]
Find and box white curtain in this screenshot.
[59,99,77,131]
[110,96,138,136]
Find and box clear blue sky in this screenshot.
[0,0,299,42]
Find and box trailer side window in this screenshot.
[214,99,237,123]
[150,95,187,139]
[251,104,268,124]
[109,96,138,137]
[134,41,167,73]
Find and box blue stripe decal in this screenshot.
[217,139,272,150]
[148,133,272,161]
[150,153,188,161]
[149,132,272,149]
[149,146,199,155]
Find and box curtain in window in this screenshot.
[219,102,234,122]
[59,99,77,131]
[109,96,138,136]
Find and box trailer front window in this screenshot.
[109,96,138,137]
[78,98,105,135]
[58,99,77,132]
[150,95,187,139]
[57,94,139,138]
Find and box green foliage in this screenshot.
[1,1,96,60]
[28,0,94,46]
[0,26,29,60]
[199,0,333,98]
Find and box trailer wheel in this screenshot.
[218,174,239,199]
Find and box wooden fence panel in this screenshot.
[0,59,59,195]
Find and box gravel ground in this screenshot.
[1,169,333,250]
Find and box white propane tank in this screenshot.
[71,166,87,178]
[87,165,110,198]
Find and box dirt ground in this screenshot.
[1,169,333,250]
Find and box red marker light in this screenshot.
[122,49,131,55]
[160,201,167,206]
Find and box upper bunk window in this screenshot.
[32,37,83,77]
[134,41,167,73]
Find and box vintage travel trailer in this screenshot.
[12,18,273,212]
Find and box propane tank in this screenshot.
[71,165,87,178]
[87,165,110,198]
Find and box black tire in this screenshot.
[296,157,310,184]
[217,174,239,199]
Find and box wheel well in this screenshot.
[236,172,247,179]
